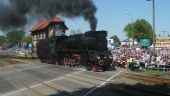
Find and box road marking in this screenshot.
[2,88,28,96]
[30,84,42,88]
[83,70,124,96]
[2,70,83,96]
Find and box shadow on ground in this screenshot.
[49,82,170,96]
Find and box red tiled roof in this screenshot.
[51,17,64,22]
[31,17,65,32]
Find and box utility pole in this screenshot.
[147,0,156,51]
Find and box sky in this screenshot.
[63,0,170,40]
[0,0,170,41]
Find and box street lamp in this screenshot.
[126,12,134,46]
[147,0,156,51]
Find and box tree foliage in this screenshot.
[22,35,32,43]
[110,35,121,46]
[124,19,153,42]
[7,30,25,46]
[0,35,7,45]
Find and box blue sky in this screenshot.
[64,0,170,40]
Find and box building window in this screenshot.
[42,33,44,39]
[55,25,65,36]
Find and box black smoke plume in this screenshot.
[0,0,97,32]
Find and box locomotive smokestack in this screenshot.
[0,0,97,32]
[90,15,97,31]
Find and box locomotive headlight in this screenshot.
[96,56,100,59]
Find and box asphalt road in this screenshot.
[0,62,124,96]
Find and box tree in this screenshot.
[22,35,32,48]
[0,35,7,45]
[22,35,32,43]
[124,19,153,42]
[7,30,25,46]
[110,35,121,46]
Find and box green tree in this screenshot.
[110,35,121,46]
[124,19,153,42]
[22,35,32,43]
[22,35,32,48]
[0,35,7,45]
[7,30,25,46]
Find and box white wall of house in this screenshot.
[121,40,138,46]
[107,39,114,44]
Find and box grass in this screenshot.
[138,69,170,79]
[143,69,163,75]
[0,60,8,67]
[0,58,24,67]
[0,56,40,67]
[0,55,34,59]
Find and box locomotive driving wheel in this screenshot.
[92,64,103,72]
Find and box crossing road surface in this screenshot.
[0,62,124,96]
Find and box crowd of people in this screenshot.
[0,44,32,57]
[111,47,170,71]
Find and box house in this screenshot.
[30,17,68,57]
[107,39,114,44]
[121,39,138,48]
[107,39,115,50]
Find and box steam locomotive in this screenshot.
[37,30,113,72]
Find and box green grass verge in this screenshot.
[143,69,163,75]
[0,58,24,67]
[138,69,170,78]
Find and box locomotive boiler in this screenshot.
[37,30,112,72]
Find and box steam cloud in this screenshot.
[0,0,97,32]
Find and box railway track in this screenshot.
[2,58,23,64]
[1,62,170,96]
[113,73,170,96]
[0,58,23,67]
[2,66,79,96]
[104,84,164,96]
[122,73,170,85]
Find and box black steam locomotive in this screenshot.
[37,30,112,72]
